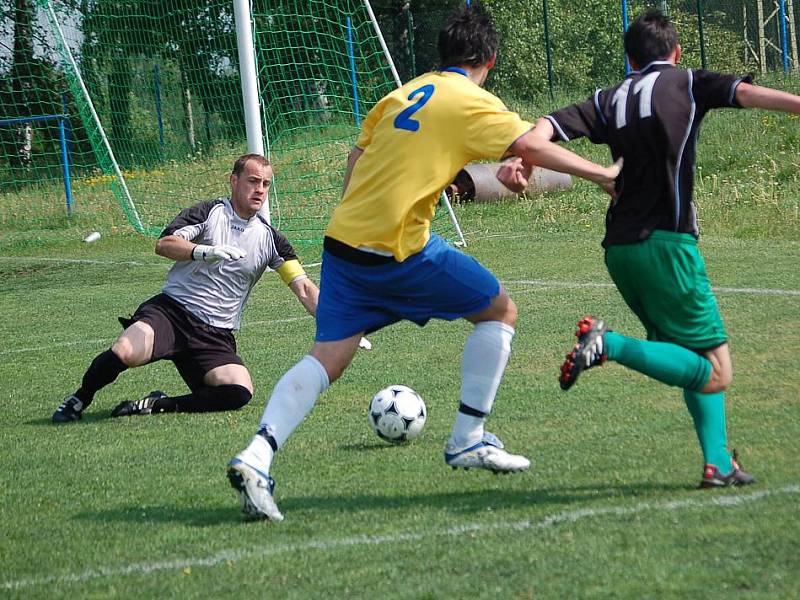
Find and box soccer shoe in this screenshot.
[444,432,530,473]
[110,390,167,417]
[227,457,284,522]
[52,394,85,423]
[699,450,756,489]
[559,315,608,391]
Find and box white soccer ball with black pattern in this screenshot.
[368,385,427,444]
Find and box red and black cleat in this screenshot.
[699,450,756,488]
[559,315,608,391]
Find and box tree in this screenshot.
[10,0,35,168]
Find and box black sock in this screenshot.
[75,349,128,407]
[159,384,252,414]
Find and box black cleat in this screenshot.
[53,394,85,423]
[699,450,756,488]
[559,315,608,391]
[111,390,168,417]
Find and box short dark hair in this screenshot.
[438,3,497,68]
[232,153,270,176]
[624,9,679,67]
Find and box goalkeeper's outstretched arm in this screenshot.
[279,262,372,350]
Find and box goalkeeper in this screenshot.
[52,154,361,422]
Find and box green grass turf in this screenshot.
[1,207,798,597]
[1,103,799,597]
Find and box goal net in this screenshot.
[1,0,460,255]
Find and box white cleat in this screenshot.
[227,458,284,522]
[444,432,530,473]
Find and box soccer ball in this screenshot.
[368,385,427,444]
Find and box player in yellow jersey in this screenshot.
[227,3,622,521]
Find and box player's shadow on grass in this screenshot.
[75,481,689,528]
[74,505,245,527]
[26,413,110,426]
[278,482,689,515]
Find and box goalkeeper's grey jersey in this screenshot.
[160,198,298,330]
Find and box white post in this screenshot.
[363,0,467,247]
[45,0,144,232]
[233,0,271,222]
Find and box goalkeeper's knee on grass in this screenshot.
[173,384,252,413]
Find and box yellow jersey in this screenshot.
[326,69,533,261]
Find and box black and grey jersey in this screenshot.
[160,198,299,330]
[546,61,750,247]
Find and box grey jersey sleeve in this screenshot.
[160,199,225,241]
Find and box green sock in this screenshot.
[683,389,733,472]
[604,331,711,391]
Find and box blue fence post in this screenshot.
[60,90,73,159]
[153,64,165,147]
[347,16,361,128]
[58,116,73,216]
[779,0,790,73]
[621,0,631,75]
[0,114,75,216]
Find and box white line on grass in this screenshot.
[2,485,797,591]
[2,256,795,295]
[0,316,313,357]
[506,279,800,297]
[0,256,166,267]
[0,256,323,270]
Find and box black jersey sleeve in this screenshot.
[546,91,609,144]
[692,70,753,111]
[160,199,224,240]
[266,224,299,270]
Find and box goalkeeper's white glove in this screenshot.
[359,337,372,350]
[192,244,247,262]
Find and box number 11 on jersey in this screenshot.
[611,72,660,129]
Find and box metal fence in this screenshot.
[380,1,800,101]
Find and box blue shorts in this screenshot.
[315,234,500,341]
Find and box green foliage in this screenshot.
[481,0,751,102]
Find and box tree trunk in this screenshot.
[108,51,133,164]
[11,0,35,169]
[181,67,196,153]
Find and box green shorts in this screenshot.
[604,230,727,352]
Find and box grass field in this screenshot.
[1,105,799,597]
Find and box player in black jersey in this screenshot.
[502,9,800,488]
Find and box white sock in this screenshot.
[450,321,515,449]
[241,355,329,472]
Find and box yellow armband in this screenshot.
[276,259,306,285]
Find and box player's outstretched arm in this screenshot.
[341,147,364,197]
[156,235,246,262]
[735,82,800,113]
[506,126,621,196]
[286,275,372,349]
[288,276,319,317]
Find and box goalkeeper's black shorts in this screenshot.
[119,293,245,391]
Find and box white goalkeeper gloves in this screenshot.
[192,244,247,262]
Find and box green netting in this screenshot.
[5,0,799,247]
[251,0,456,254]
[2,0,458,258]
